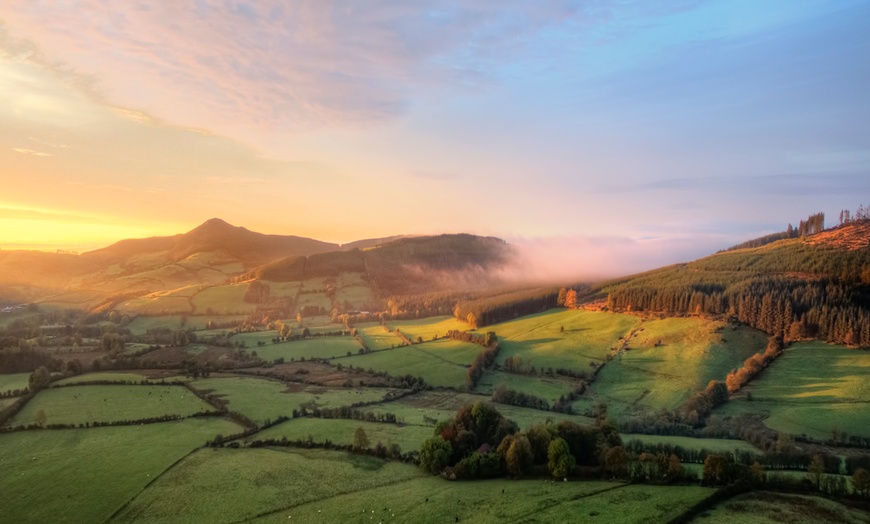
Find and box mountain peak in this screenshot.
[189,218,238,234]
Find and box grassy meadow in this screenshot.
[715,341,870,439]
[589,318,766,416]
[694,491,870,524]
[0,372,31,393]
[8,384,214,427]
[242,336,362,362]
[253,417,432,452]
[387,316,469,340]
[0,418,241,524]
[486,309,642,371]
[341,345,469,388]
[188,376,395,424]
[356,323,403,350]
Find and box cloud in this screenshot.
[12,147,51,156]
[0,1,705,141]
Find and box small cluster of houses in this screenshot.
[0,304,27,314]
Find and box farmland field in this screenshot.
[190,283,255,314]
[253,417,432,452]
[387,316,469,340]
[111,447,425,523]
[243,336,362,362]
[590,319,766,416]
[486,309,642,371]
[476,371,577,404]
[188,376,395,424]
[0,372,31,394]
[356,323,402,350]
[694,491,869,524]
[54,372,149,385]
[0,418,241,524]
[7,384,214,427]
[341,345,468,388]
[715,341,870,439]
[621,434,760,457]
[252,477,713,524]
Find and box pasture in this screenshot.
[590,319,766,416]
[621,434,760,457]
[190,283,256,314]
[356,323,403,350]
[387,316,469,341]
[476,371,577,404]
[7,384,213,427]
[486,309,642,372]
[694,491,869,524]
[111,447,425,523]
[0,372,31,394]
[715,341,870,439]
[243,336,362,362]
[252,477,713,524]
[54,372,149,385]
[0,418,241,524]
[341,345,468,388]
[188,376,395,424]
[253,417,432,453]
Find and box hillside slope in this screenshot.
[596,220,870,346]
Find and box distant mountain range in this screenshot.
[0,219,512,304]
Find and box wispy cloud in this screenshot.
[0,1,705,139]
[12,147,51,156]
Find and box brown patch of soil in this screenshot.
[804,221,870,251]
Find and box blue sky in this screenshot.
[1,0,868,276]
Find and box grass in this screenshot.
[696,491,869,524]
[111,447,425,523]
[621,434,760,457]
[245,336,362,362]
[251,479,712,524]
[485,309,642,372]
[341,345,469,388]
[336,285,376,309]
[476,371,577,404]
[253,417,432,452]
[0,372,31,394]
[188,376,395,424]
[54,372,149,385]
[365,390,594,429]
[356,323,403,350]
[190,283,256,315]
[590,318,766,416]
[715,341,870,439]
[119,295,193,315]
[412,338,483,366]
[296,292,333,312]
[387,316,469,340]
[125,315,187,336]
[0,418,241,524]
[7,384,214,427]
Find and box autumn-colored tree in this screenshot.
[556,287,567,307]
[547,437,575,478]
[353,426,369,451]
[702,454,726,485]
[505,433,533,478]
[467,312,478,329]
[808,454,825,490]
[852,468,870,497]
[604,446,629,478]
[34,409,47,428]
[751,461,766,484]
[564,289,578,309]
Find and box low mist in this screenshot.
[499,235,731,285]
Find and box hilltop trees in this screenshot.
[28,366,51,391]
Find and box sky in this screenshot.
[1,1,869,276]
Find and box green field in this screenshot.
[251,478,712,524]
[694,491,869,524]
[336,285,376,309]
[54,372,149,385]
[356,322,403,350]
[0,372,31,394]
[253,417,432,452]
[715,341,870,439]
[590,318,766,416]
[111,447,425,523]
[412,338,483,366]
[365,390,593,429]
[189,376,395,424]
[244,336,362,362]
[477,371,577,404]
[191,283,256,314]
[341,345,468,388]
[622,434,760,457]
[8,384,214,427]
[387,316,469,340]
[0,418,241,524]
[485,309,642,371]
